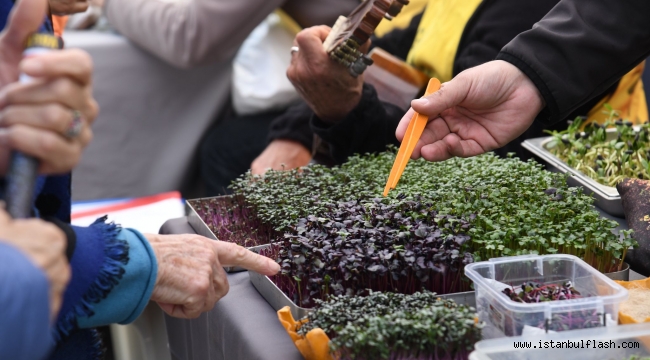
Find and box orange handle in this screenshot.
[383,78,441,196]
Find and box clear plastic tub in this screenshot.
[470,322,650,360]
[465,254,628,338]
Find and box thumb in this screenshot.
[411,77,469,119]
[3,0,48,50]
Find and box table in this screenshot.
[160,207,640,360]
[161,218,304,360]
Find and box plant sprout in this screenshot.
[545,109,650,187]
[299,291,483,360]
[502,281,584,303]
[273,197,474,307]
[496,281,602,335]
[189,195,279,247]
[233,149,635,273]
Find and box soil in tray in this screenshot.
[189,195,279,248]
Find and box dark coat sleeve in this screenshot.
[497,0,650,125]
[266,101,315,151]
[267,15,424,160]
[311,83,403,164]
[317,0,574,163]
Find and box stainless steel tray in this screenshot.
[522,132,624,217]
[250,264,629,319]
[187,196,271,273]
[249,271,477,320]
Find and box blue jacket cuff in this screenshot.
[76,228,157,327]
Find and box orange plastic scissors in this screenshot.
[383,78,441,197]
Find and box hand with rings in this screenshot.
[0,49,98,175]
[0,0,98,175]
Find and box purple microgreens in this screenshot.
[189,195,279,247]
[498,281,601,335]
[272,197,474,307]
[502,281,584,303]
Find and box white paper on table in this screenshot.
[71,191,185,234]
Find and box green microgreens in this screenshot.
[232,149,636,273]
[546,108,650,187]
[298,291,482,360]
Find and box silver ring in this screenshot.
[290,46,299,54]
[66,110,83,139]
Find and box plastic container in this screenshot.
[465,254,628,338]
[470,322,650,360]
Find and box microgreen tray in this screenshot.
[248,270,477,320]
[187,195,277,273]
[522,130,623,217]
[250,264,629,321]
[465,254,629,339]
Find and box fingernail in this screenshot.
[412,98,429,107]
[21,58,44,74]
[267,261,280,275]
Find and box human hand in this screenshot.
[0,207,71,321]
[49,0,89,16]
[0,0,98,175]
[251,139,311,175]
[145,233,280,319]
[287,26,365,123]
[396,60,544,162]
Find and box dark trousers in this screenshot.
[200,107,283,196]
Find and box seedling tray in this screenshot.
[250,264,628,321]
[465,254,629,339]
[470,322,650,360]
[187,195,276,273]
[522,130,623,217]
[249,271,477,320]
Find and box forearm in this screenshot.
[0,243,53,360]
[311,83,402,164]
[104,0,283,68]
[497,0,650,125]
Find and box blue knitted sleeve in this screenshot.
[77,228,157,327]
[55,218,157,338]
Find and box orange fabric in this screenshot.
[277,307,334,360]
[52,16,68,37]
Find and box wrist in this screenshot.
[314,92,363,124]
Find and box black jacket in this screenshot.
[268,0,601,163]
[498,0,650,126]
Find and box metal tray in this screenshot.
[250,264,629,320]
[522,131,624,217]
[249,271,477,320]
[187,196,271,273]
